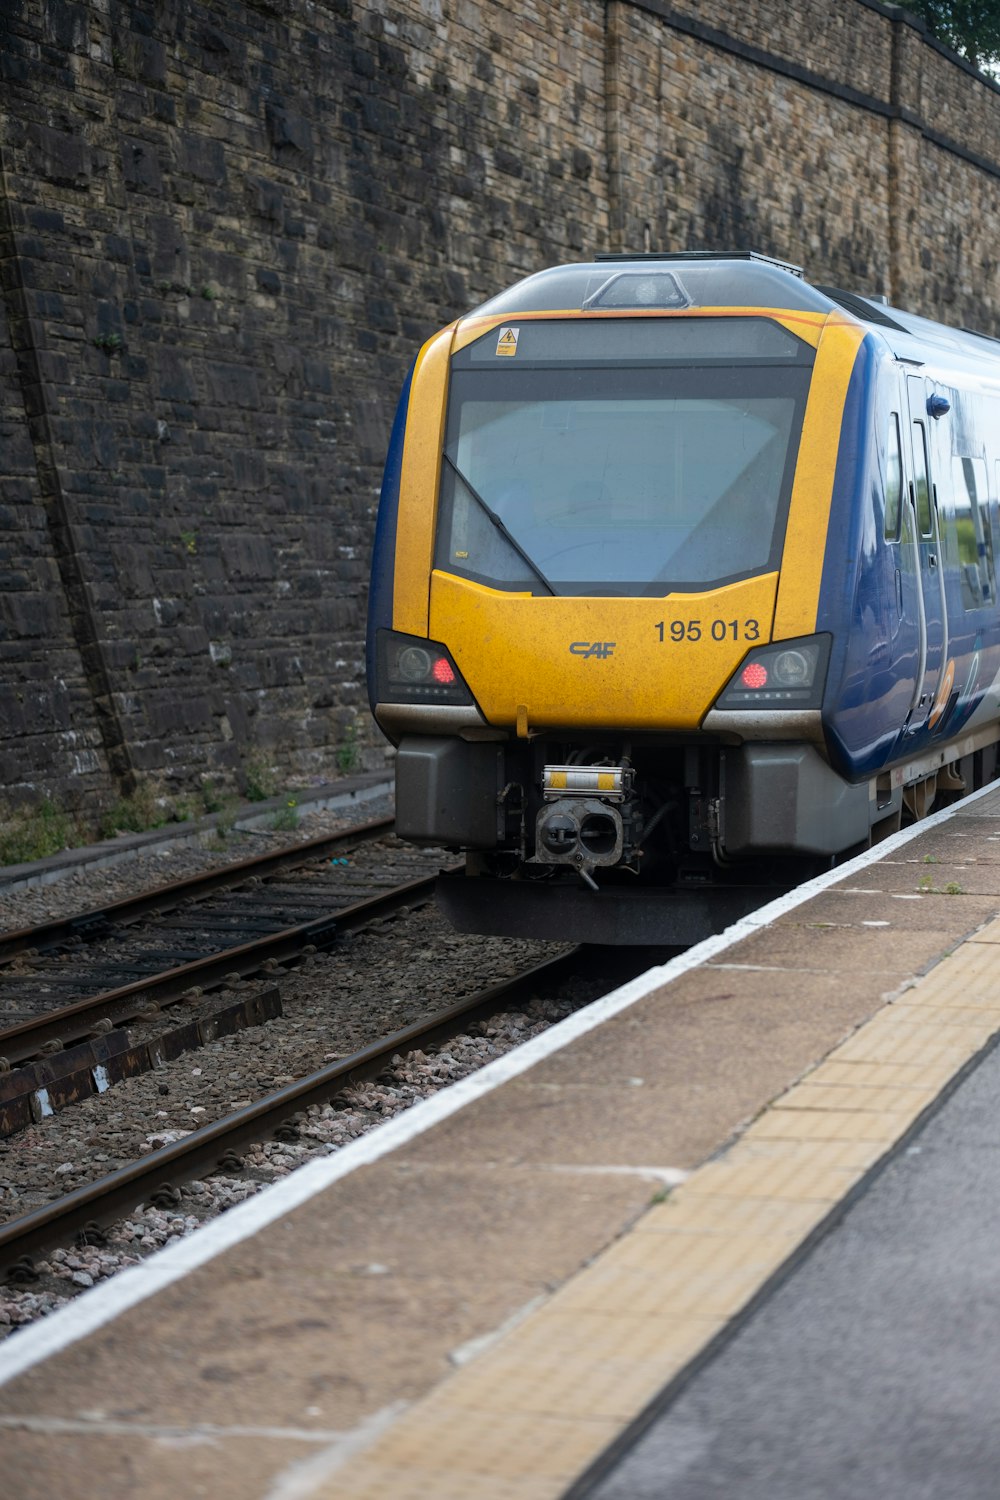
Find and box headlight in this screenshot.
[713,634,831,709]
[771,649,812,687]
[397,646,433,682]
[375,629,474,705]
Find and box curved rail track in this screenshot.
[0,948,584,1278]
[0,816,395,963]
[0,819,451,1067]
[0,814,672,1291]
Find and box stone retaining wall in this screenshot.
[1,0,998,817]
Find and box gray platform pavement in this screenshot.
[7,781,1000,1498]
[586,1028,1000,1500]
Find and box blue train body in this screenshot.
[820,314,1000,784]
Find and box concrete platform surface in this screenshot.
[585,1009,1000,1500]
[4,784,1000,1498]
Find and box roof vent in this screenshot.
[584,269,689,311]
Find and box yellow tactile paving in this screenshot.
[904,983,1000,1012]
[350,1406,622,1482]
[494,1307,718,1360]
[881,1008,1000,1044]
[674,1139,880,1201]
[330,1463,563,1500]
[632,1194,830,1240]
[775,1080,944,1112]
[744,1107,911,1142]
[904,1012,997,1041]
[505,1309,725,1364]
[320,905,1000,1499]
[830,1027,986,1067]
[902,944,1000,1001]
[599,1225,792,1278]
[966,915,1000,943]
[795,1056,962,1090]
[543,1261,771,1320]
[442,1342,699,1421]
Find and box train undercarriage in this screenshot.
[396,730,1000,944]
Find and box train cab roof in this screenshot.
[470,253,831,318]
[468,253,1000,378]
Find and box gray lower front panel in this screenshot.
[722,744,870,857]
[436,871,788,946]
[395,736,503,847]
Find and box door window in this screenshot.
[883,413,903,541]
[912,421,933,537]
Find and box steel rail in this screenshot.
[0,947,582,1275]
[0,817,396,964]
[0,868,450,1067]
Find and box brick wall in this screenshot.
[2,0,1000,817]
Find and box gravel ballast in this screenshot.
[0,793,623,1344]
[0,965,587,1339]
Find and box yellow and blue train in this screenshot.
[367,253,1000,942]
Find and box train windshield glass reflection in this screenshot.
[436,360,811,597]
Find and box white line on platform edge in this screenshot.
[1,777,996,1389]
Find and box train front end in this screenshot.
[367,256,868,943]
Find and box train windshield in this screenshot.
[435,319,813,597]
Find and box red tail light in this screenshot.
[713,635,831,711]
[741,662,769,689]
[376,629,473,706]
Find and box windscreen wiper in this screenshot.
[442,453,557,597]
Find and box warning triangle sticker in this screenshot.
[496,326,519,356]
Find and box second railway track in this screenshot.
[0,809,677,1339]
[0,818,452,1069]
[0,919,658,1336]
[0,947,586,1274]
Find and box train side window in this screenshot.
[969,457,995,604]
[883,413,902,540]
[981,466,997,605]
[950,456,995,608]
[912,421,933,536]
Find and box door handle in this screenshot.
[929,552,938,568]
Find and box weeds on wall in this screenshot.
[198,777,228,814]
[243,753,279,802]
[0,801,83,866]
[271,797,299,833]
[98,781,168,838]
[335,720,361,774]
[0,778,246,867]
[0,764,326,869]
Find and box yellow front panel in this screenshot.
[392,325,455,636]
[429,572,779,732]
[772,317,865,637]
[412,305,863,728]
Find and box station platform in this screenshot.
[5,783,1000,1499]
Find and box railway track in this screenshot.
[0,816,397,963]
[0,810,668,1320]
[0,819,451,1070]
[0,947,588,1282]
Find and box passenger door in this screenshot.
[904,375,946,729]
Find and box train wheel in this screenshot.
[903,773,937,821]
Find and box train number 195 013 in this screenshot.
[654,618,761,643]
